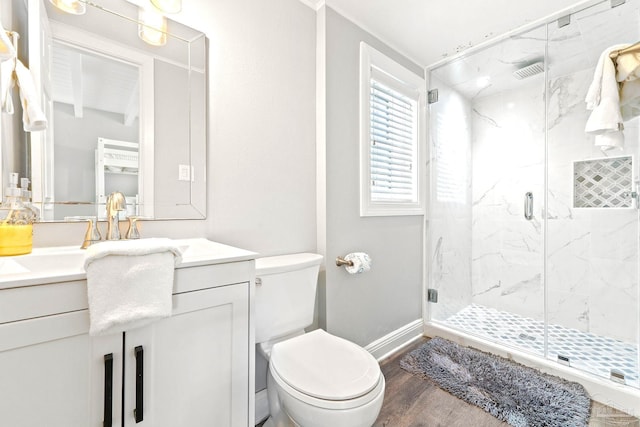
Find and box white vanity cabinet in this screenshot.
[123,280,250,427]
[0,309,121,427]
[0,245,255,427]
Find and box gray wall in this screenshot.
[319,7,423,347]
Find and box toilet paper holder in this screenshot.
[335,256,354,267]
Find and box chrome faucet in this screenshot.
[106,191,126,240]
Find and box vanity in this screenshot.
[0,238,256,427]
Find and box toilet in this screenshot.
[255,253,385,427]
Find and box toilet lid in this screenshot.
[270,329,381,401]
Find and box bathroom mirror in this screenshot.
[5,0,206,221]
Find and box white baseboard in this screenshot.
[365,319,423,361]
[255,389,269,425]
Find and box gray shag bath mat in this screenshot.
[400,337,591,427]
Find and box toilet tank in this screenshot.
[255,253,323,344]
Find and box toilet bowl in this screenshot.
[255,253,384,427]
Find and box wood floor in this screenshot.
[256,337,639,427]
[373,338,640,427]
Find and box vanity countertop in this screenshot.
[0,238,256,290]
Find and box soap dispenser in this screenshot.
[0,173,36,256]
[19,177,40,221]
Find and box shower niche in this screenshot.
[573,156,634,208]
[426,0,640,413]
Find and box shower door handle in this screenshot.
[524,192,533,220]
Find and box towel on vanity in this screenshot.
[84,238,183,336]
[585,44,628,150]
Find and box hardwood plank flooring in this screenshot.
[373,338,640,427]
[257,337,639,426]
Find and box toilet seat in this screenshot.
[269,329,383,410]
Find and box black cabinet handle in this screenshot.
[134,346,144,423]
[103,354,113,427]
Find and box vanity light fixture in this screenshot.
[150,0,182,14]
[138,6,167,46]
[48,0,86,15]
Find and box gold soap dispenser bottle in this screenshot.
[0,173,36,256]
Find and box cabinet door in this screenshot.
[123,283,250,427]
[0,311,123,427]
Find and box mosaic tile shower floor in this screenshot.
[442,304,639,388]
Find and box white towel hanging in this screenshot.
[0,23,17,62]
[84,238,183,336]
[14,59,47,131]
[585,45,628,150]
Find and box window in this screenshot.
[359,42,425,216]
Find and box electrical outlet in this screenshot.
[178,164,191,181]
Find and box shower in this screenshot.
[425,0,640,416]
[512,60,544,80]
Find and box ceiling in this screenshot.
[308,0,592,67]
[52,43,139,122]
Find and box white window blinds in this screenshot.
[369,76,418,203]
[359,42,425,217]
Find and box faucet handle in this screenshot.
[125,216,141,240]
[81,217,102,249]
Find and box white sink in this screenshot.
[0,238,255,289]
[6,248,85,273]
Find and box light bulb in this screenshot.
[138,7,167,47]
[48,0,86,15]
[150,0,181,14]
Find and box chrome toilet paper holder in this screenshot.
[335,256,354,267]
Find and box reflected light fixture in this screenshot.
[138,7,167,46]
[48,0,86,15]
[150,0,182,14]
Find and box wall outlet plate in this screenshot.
[178,164,191,181]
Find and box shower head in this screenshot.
[512,61,545,80]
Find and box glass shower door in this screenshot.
[428,25,548,357]
[546,0,640,388]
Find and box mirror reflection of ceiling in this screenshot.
[52,43,139,121]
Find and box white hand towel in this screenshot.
[585,45,628,150]
[0,22,16,62]
[84,238,183,336]
[594,131,624,151]
[585,45,626,133]
[585,44,628,109]
[14,60,47,132]
[1,59,15,114]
